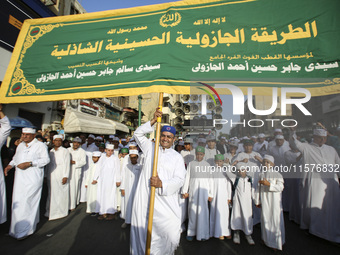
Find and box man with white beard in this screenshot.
[45,135,70,220]
[130,108,186,255]
[120,150,141,228]
[93,144,120,220]
[4,127,50,240]
[289,128,340,243]
[68,137,86,211]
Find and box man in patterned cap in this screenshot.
[130,108,186,255]
[4,127,50,240]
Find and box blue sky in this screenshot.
[80,0,179,13]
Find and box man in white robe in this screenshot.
[204,135,220,166]
[253,133,268,156]
[233,139,263,225]
[267,135,290,211]
[0,105,11,224]
[85,151,101,215]
[289,128,340,243]
[209,154,232,240]
[120,150,141,228]
[93,144,120,220]
[268,129,290,151]
[130,108,186,255]
[182,146,213,241]
[45,135,70,220]
[80,134,98,203]
[68,137,86,211]
[255,155,285,250]
[4,128,50,240]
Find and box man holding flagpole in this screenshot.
[130,108,186,255]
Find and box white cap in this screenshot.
[53,134,63,140]
[129,142,137,147]
[73,137,82,143]
[109,135,115,139]
[88,134,95,139]
[229,141,239,147]
[274,129,282,133]
[221,136,226,140]
[184,138,193,143]
[264,154,275,164]
[22,127,36,134]
[258,133,265,138]
[178,141,184,146]
[242,136,249,140]
[106,144,114,150]
[198,138,206,143]
[251,136,257,139]
[313,129,327,137]
[95,136,103,141]
[206,135,215,141]
[275,135,284,140]
[92,151,102,157]
[129,150,139,155]
[113,137,120,141]
[121,138,127,142]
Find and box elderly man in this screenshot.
[0,105,11,224]
[45,135,70,220]
[4,127,50,240]
[68,137,86,211]
[130,108,186,255]
[289,128,340,243]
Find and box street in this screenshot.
[1,192,339,255]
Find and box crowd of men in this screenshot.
[0,106,340,254]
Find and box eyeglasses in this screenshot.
[161,134,174,139]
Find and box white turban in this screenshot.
[264,155,275,164]
[274,129,282,133]
[313,129,327,137]
[95,136,103,141]
[92,151,102,157]
[53,134,63,140]
[258,133,265,138]
[275,135,284,140]
[22,127,36,134]
[129,150,139,155]
[106,144,114,150]
[88,134,95,139]
[73,137,82,143]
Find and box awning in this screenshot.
[64,108,116,135]
[9,117,35,129]
[111,120,130,133]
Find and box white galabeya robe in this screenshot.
[120,160,141,223]
[85,161,99,213]
[0,116,11,224]
[45,147,70,220]
[182,160,213,240]
[210,167,232,238]
[257,170,285,250]
[94,154,120,214]
[68,147,86,210]
[290,132,340,243]
[130,121,186,255]
[9,139,50,239]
